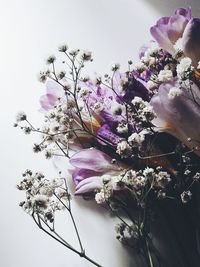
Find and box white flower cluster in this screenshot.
[95,184,113,204]
[17,170,70,222]
[177,57,194,80]
[168,87,182,99]
[181,190,192,204]
[114,167,171,192]
[116,140,132,158]
[115,222,139,245]
[158,70,173,82]
[16,111,27,122]
[131,96,155,122]
[140,42,160,68]
[128,131,146,147]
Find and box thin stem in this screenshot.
[32,214,102,267]
[69,209,84,253]
[145,238,154,267]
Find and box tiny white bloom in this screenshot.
[158,70,173,82]
[95,192,105,204]
[116,140,132,158]
[110,102,125,115]
[117,123,128,134]
[16,111,27,122]
[128,132,145,146]
[168,87,182,99]
[177,57,194,79]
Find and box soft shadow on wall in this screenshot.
[141,0,200,17]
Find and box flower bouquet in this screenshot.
[16,7,200,267]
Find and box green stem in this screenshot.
[145,238,154,267]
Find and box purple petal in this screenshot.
[75,176,103,195]
[39,80,64,111]
[97,124,121,146]
[175,7,192,20]
[69,148,115,172]
[150,8,192,54]
[150,80,200,155]
[122,77,150,103]
[46,80,63,96]
[139,44,149,59]
[167,15,188,43]
[150,17,175,54]
[182,18,200,67]
[72,168,101,185]
[40,95,54,111]
[100,110,121,128]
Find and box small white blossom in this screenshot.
[184,169,191,176]
[181,190,192,203]
[110,102,125,115]
[95,191,106,204]
[155,171,171,188]
[168,87,182,99]
[193,172,200,181]
[143,167,155,178]
[58,43,68,52]
[40,185,54,197]
[33,194,49,209]
[158,70,173,82]
[116,141,132,158]
[79,87,90,97]
[123,170,137,186]
[16,111,27,122]
[81,50,92,61]
[46,55,56,64]
[117,123,128,134]
[128,132,145,147]
[177,57,194,80]
[69,49,79,57]
[111,63,120,71]
[135,62,147,72]
[131,96,143,107]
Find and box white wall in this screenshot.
[0,1,199,266]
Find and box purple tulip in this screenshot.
[150,7,200,67]
[69,148,121,195]
[150,7,192,54]
[150,79,200,156]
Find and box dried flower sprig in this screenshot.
[17,170,102,267]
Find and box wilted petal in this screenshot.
[182,18,200,67]
[69,148,116,172]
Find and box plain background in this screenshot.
[1,0,200,266]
